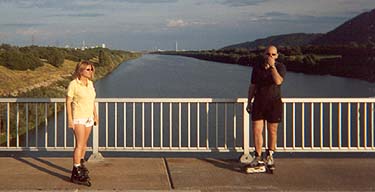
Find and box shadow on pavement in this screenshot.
[14,156,71,182]
[199,158,244,173]
[31,156,71,173]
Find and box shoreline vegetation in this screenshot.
[0,44,142,145]
[154,44,375,83]
[0,45,142,97]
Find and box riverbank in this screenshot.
[155,48,375,83]
[0,51,142,97]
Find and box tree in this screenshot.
[98,49,111,67]
[303,54,318,66]
[46,48,64,67]
[0,49,42,70]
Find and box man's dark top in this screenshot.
[250,61,286,122]
[250,62,286,101]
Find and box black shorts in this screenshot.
[251,98,283,123]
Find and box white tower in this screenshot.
[81,40,85,50]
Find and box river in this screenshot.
[95,54,375,98]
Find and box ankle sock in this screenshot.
[267,149,275,156]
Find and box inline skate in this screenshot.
[70,165,91,186]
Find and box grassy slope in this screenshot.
[0,51,141,97]
[0,60,77,96]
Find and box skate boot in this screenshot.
[265,149,275,173]
[245,151,266,174]
[70,166,91,186]
[80,159,90,180]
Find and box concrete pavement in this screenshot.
[0,155,374,191]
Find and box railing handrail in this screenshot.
[2,97,375,103]
[0,97,374,161]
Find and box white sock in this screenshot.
[74,163,81,168]
[268,150,274,156]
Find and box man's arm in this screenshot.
[246,84,256,113]
[269,66,284,85]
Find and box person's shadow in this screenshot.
[14,156,71,182]
[199,158,244,173]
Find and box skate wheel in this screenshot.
[87,181,91,187]
[266,167,274,174]
[245,167,252,174]
[245,166,266,174]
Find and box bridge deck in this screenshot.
[0,155,374,191]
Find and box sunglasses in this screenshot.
[86,68,94,71]
[265,53,277,56]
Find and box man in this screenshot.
[246,45,286,173]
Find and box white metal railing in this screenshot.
[281,98,375,152]
[0,98,374,157]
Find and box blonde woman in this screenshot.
[66,60,98,186]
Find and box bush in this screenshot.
[98,49,111,67]
[46,48,64,67]
[0,48,43,70]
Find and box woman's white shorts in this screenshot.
[73,117,94,127]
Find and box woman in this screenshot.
[66,60,98,186]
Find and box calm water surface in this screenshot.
[95,54,375,98]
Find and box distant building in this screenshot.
[81,40,86,50]
[102,43,106,48]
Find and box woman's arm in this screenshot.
[93,103,98,126]
[66,96,74,128]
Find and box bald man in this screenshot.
[245,45,286,174]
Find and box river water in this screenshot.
[95,54,375,98]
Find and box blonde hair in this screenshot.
[73,60,95,80]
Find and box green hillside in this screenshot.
[221,33,322,50]
[0,44,141,97]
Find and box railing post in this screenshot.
[240,101,252,163]
[89,101,104,162]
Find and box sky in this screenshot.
[0,0,374,51]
